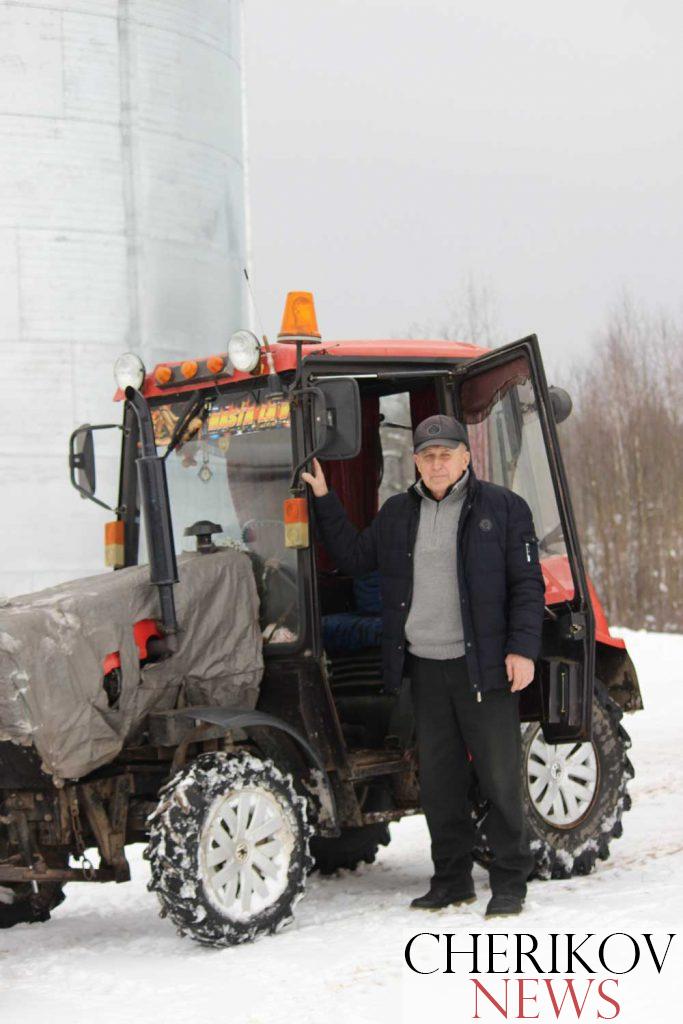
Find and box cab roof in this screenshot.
[118,337,490,402]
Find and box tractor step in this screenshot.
[347,748,409,780]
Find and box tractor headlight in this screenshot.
[228,330,261,373]
[114,352,145,391]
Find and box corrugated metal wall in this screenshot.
[0,1,250,596]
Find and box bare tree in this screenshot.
[558,296,683,632]
[405,273,502,346]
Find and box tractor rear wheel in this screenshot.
[474,682,634,879]
[310,822,391,875]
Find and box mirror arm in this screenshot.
[289,339,306,392]
[76,488,119,513]
[309,369,454,382]
[289,437,326,494]
[286,384,327,492]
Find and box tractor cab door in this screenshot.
[450,335,595,742]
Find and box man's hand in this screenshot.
[505,653,535,692]
[301,456,329,498]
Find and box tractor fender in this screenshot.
[166,706,338,830]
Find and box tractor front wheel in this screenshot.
[145,750,313,947]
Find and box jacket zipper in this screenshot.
[456,495,481,701]
[405,507,418,611]
[399,500,420,669]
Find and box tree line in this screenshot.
[558,298,682,633]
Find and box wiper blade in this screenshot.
[163,388,217,459]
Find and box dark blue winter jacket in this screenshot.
[312,466,545,697]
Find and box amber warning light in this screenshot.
[105,521,125,568]
[278,291,321,344]
[283,497,309,549]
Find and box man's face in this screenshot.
[413,443,470,495]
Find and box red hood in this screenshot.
[542,555,625,648]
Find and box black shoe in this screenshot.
[485,894,524,918]
[410,882,476,911]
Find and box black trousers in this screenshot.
[409,653,534,898]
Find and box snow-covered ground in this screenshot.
[1,629,681,1023]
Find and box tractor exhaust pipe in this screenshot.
[125,387,179,654]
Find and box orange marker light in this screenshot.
[283,497,309,548]
[105,520,125,568]
[278,291,321,342]
[155,365,173,385]
[207,355,225,374]
[181,360,198,380]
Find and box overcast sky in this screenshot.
[243,0,682,377]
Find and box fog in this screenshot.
[244,0,682,374]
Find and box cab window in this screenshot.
[460,354,575,600]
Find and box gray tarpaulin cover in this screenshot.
[0,549,264,782]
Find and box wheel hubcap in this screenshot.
[526,732,599,828]
[199,786,294,921]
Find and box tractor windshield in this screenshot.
[144,388,299,645]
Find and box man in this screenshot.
[302,414,545,918]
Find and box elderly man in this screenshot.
[302,414,545,918]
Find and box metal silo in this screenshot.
[0,1,250,596]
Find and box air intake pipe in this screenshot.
[125,387,179,655]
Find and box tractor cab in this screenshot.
[70,292,602,768]
[302,336,595,759]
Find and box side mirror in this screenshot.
[549,386,573,425]
[312,378,361,460]
[68,422,122,512]
[70,425,96,496]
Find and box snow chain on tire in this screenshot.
[473,682,635,880]
[144,750,314,947]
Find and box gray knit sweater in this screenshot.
[404,468,470,660]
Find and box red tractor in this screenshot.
[0,292,640,945]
